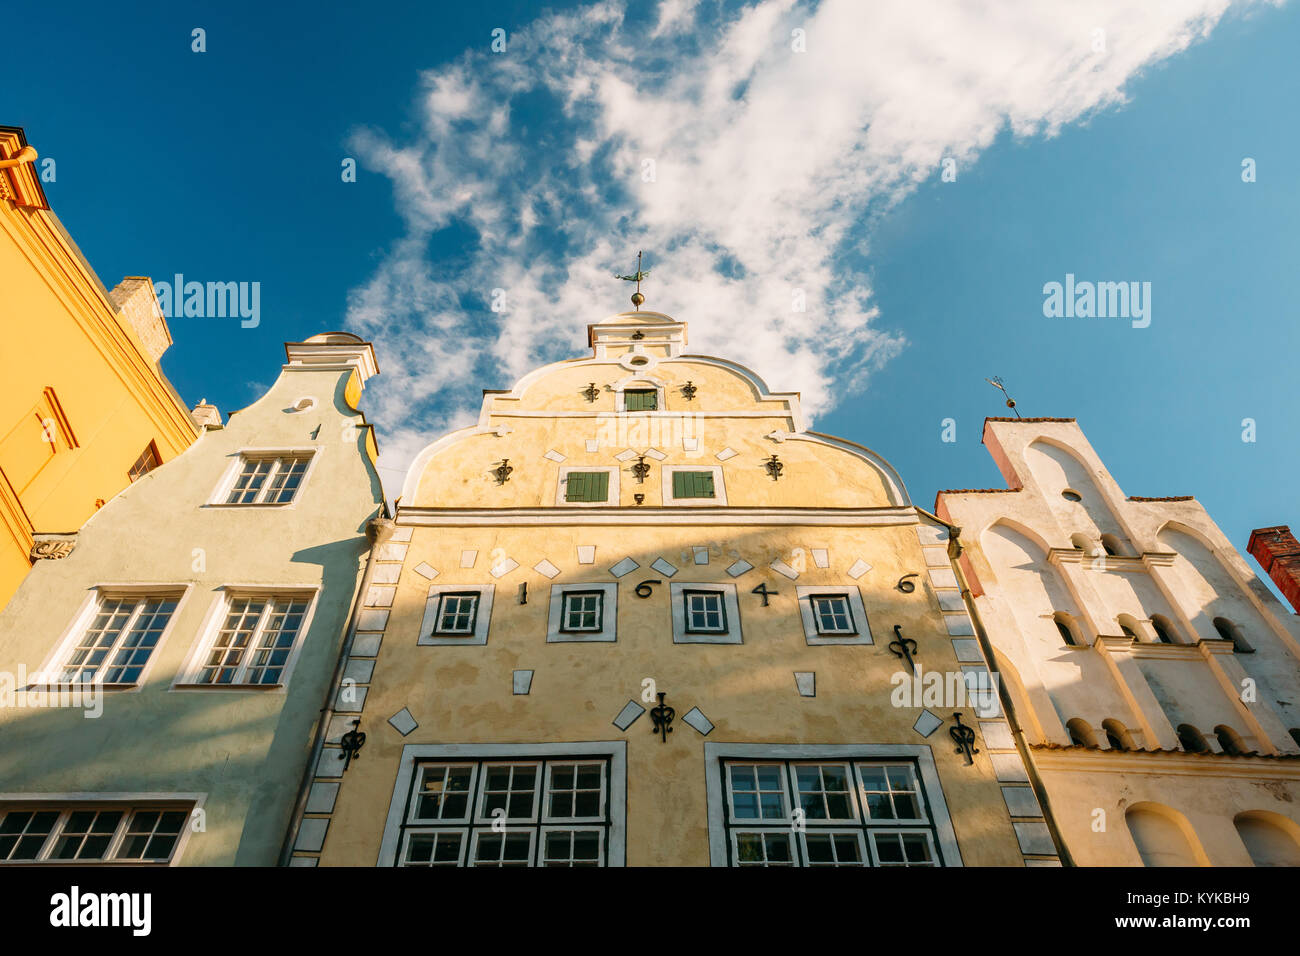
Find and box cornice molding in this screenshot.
[393,505,920,528]
[1029,745,1300,779]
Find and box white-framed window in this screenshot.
[670,582,742,644]
[0,802,196,864]
[387,749,621,867]
[547,584,617,643]
[556,466,620,507]
[796,585,872,645]
[40,588,187,688]
[433,592,480,635]
[614,380,665,413]
[662,464,728,505]
[177,589,316,688]
[418,585,494,646]
[705,744,961,867]
[211,451,315,506]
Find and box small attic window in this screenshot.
[1062,490,1082,502]
[629,356,649,367]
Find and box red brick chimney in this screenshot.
[1248,526,1300,614]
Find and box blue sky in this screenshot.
[6,0,1298,589]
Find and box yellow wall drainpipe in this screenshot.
[915,505,1076,866]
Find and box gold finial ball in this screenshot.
[631,292,645,307]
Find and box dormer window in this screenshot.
[623,389,657,411]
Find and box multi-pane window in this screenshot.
[810,594,855,635]
[191,594,310,685]
[623,389,657,411]
[127,441,161,481]
[723,760,941,867]
[560,591,603,633]
[671,470,715,499]
[432,593,479,635]
[398,758,611,867]
[684,590,727,634]
[564,471,609,503]
[0,805,190,864]
[223,454,312,505]
[57,594,179,685]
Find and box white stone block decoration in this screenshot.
[847,559,871,579]
[460,549,478,568]
[294,818,329,853]
[412,562,438,580]
[944,614,975,636]
[794,672,816,697]
[533,559,561,579]
[335,685,367,713]
[365,585,395,607]
[512,670,534,695]
[1024,858,1062,867]
[1002,786,1042,819]
[916,524,949,544]
[1013,820,1056,856]
[387,707,418,736]
[543,449,566,462]
[374,542,408,562]
[352,634,382,658]
[288,856,318,867]
[305,782,339,814]
[990,753,1029,782]
[928,567,959,589]
[770,559,798,580]
[644,448,667,461]
[315,748,345,779]
[615,449,638,462]
[585,439,599,452]
[371,563,401,584]
[344,659,374,684]
[726,560,753,577]
[390,526,413,542]
[609,557,640,578]
[692,546,709,565]
[577,546,596,564]
[357,609,389,631]
[913,709,944,738]
[951,638,984,662]
[612,700,645,730]
[681,707,714,736]
[651,557,678,577]
[811,548,829,568]
[715,447,738,461]
[936,590,964,611]
[979,721,1016,750]
[683,437,700,451]
[923,546,950,567]
[490,557,519,578]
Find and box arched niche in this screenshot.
[1233,812,1300,866]
[1125,803,1207,867]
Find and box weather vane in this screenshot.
[985,376,1021,418]
[615,251,650,308]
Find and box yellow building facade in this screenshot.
[0,126,198,611]
[938,418,1300,866]
[293,307,1055,867]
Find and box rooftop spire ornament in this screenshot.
[615,250,650,308]
[984,376,1021,418]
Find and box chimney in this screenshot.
[190,398,222,430]
[108,276,172,365]
[1248,526,1300,614]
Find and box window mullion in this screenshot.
[37,810,71,861]
[239,599,275,684]
[257,460,282,504]
[104,599,147,682]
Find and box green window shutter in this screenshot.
[566,471,609,502]
[673,471,715,498]
[625,390,657,411]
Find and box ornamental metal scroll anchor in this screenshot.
[494,459,513,484]
[888,625,919,674]
[950,712,978,766]
[339,719,366,772]
[650,692,674,742]
[631,455,650,483]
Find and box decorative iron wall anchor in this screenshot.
[650,692,674,742]
[888,625,919,673]
[519,581,528,605]
[751,582,777,606]
[681,381,697,401]
[631,455,651,483]
[765,455,783,480]
[950,712,978,766]
[339,719,367,772]
[494,459,513,484]
[634,579,661,598]
[634,493,645,505]
[583,382,600,403]
[896,573,919,593]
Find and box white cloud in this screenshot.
[346,0,1280,490]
